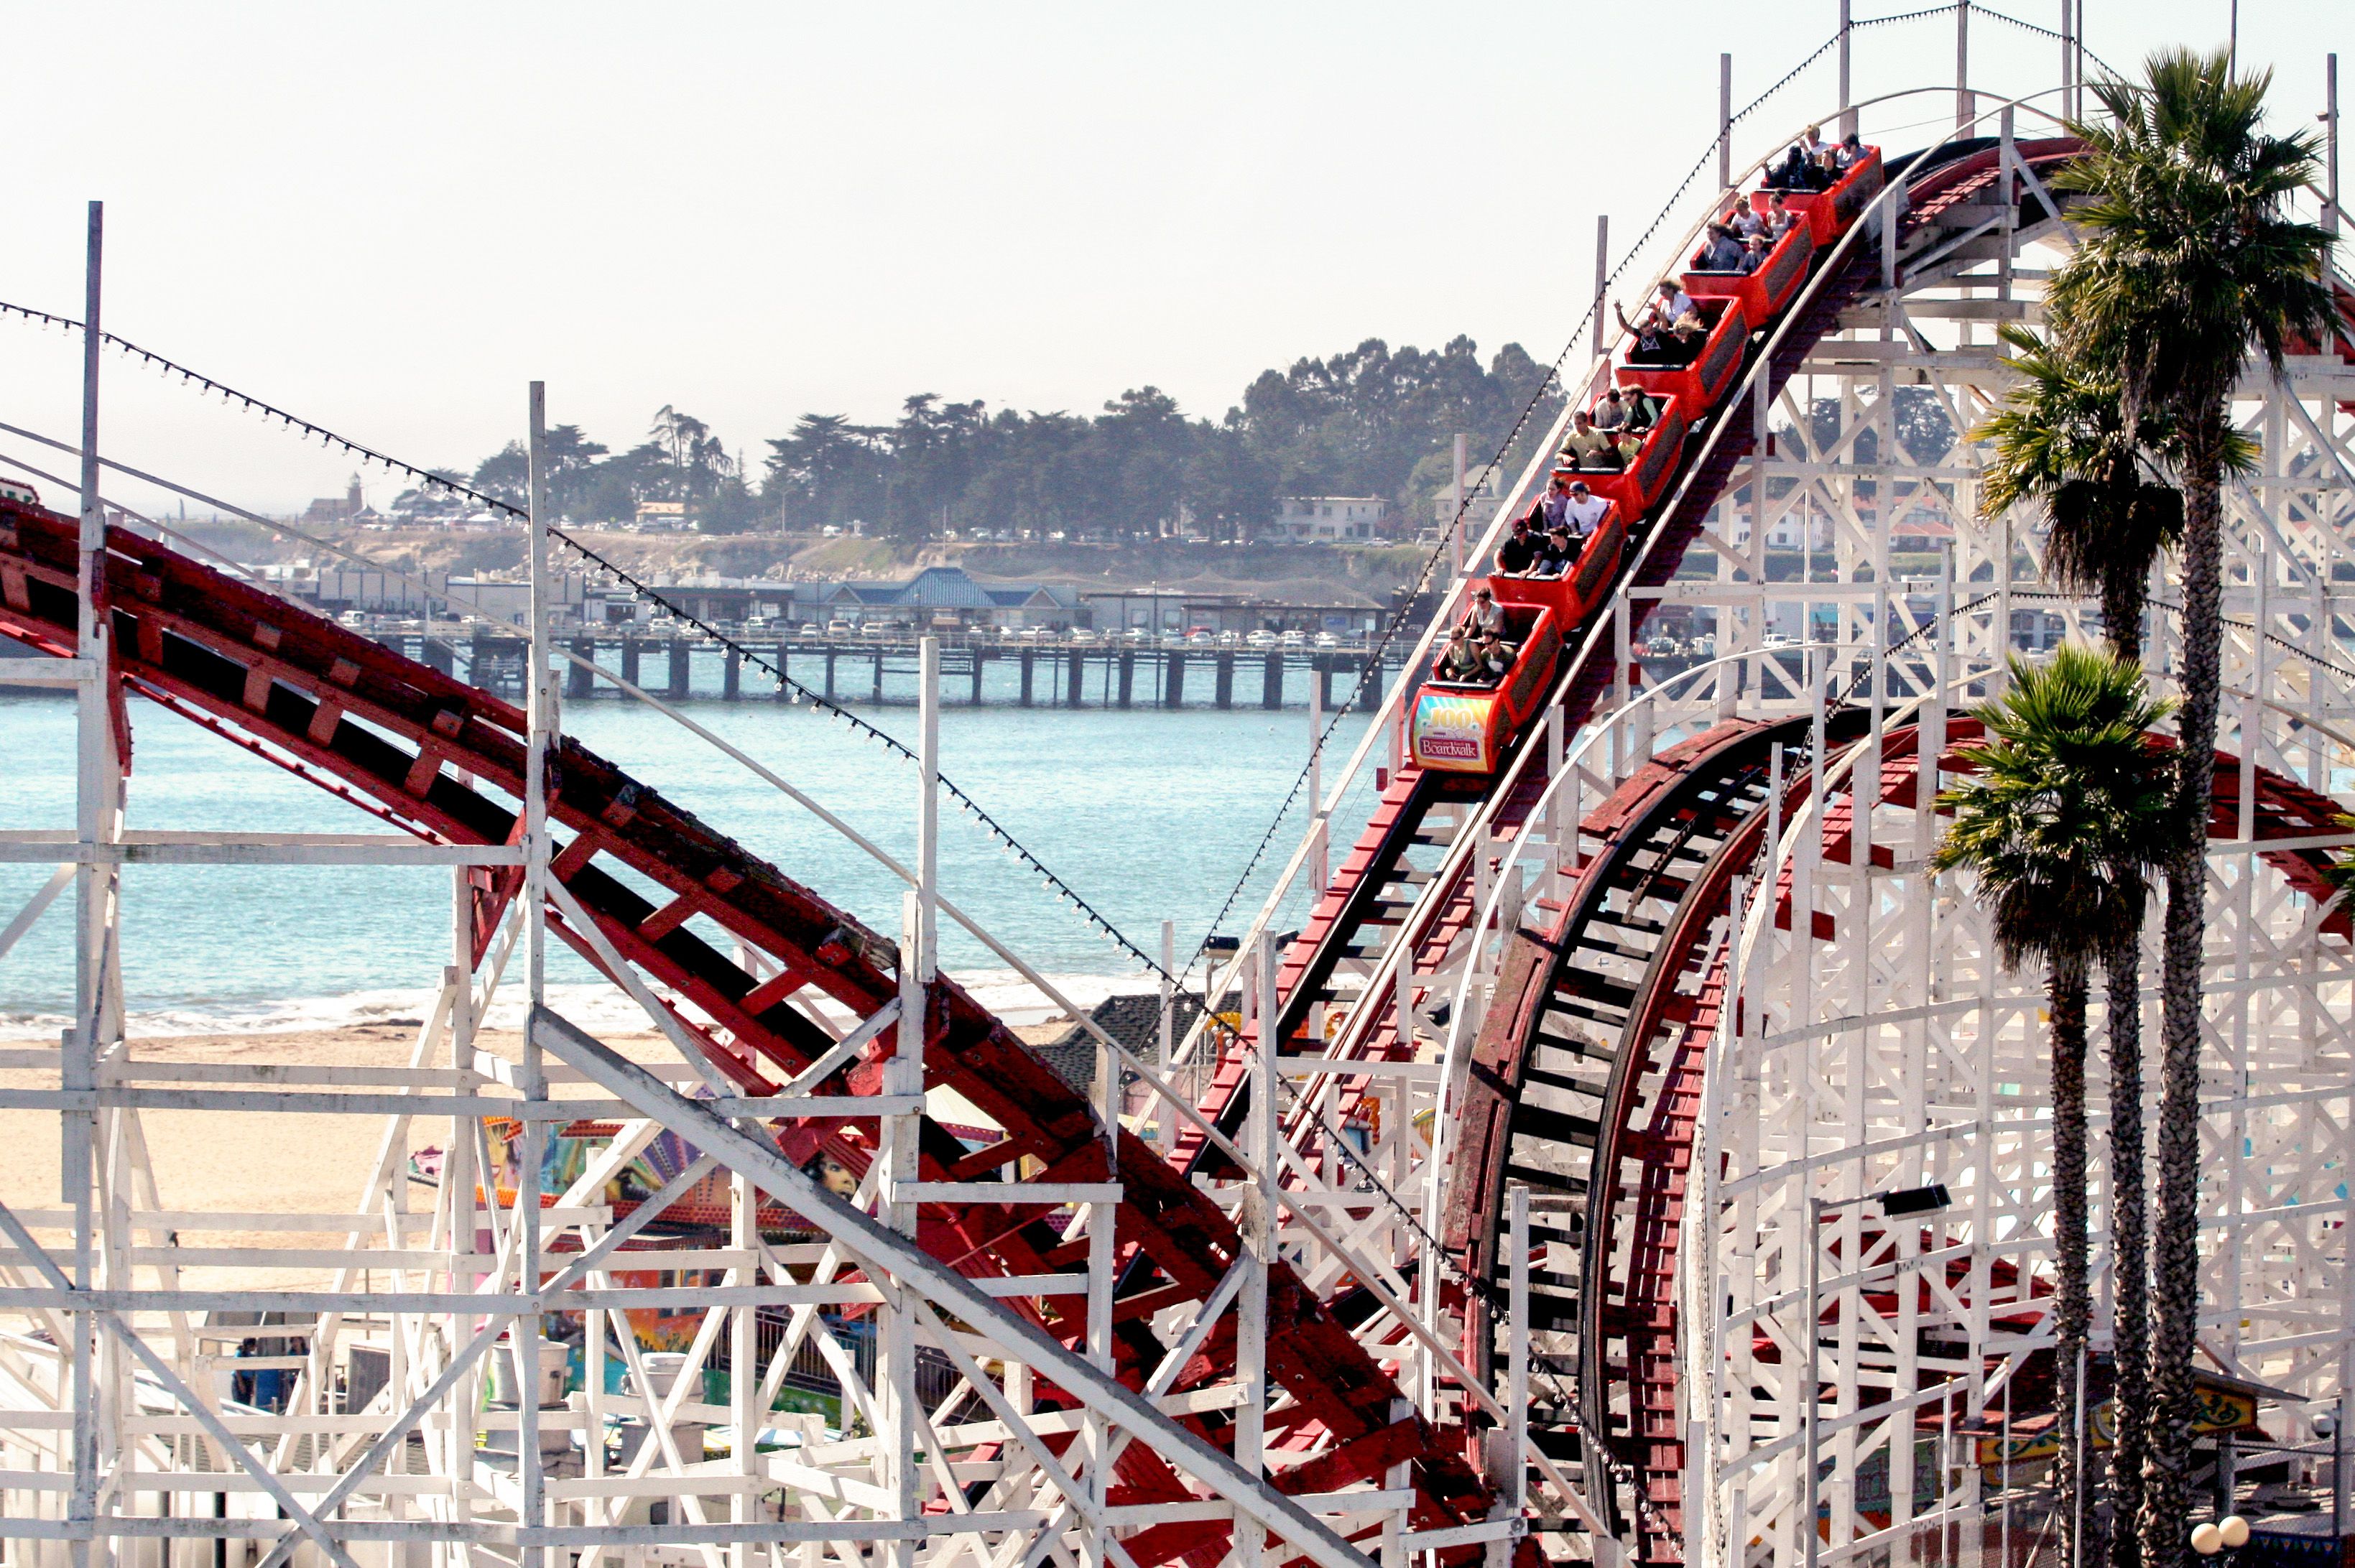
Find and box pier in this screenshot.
[381,628,1400,711]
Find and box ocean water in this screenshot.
[0,690,1371,1039]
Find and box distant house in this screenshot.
[1890,513,1956,550]
[302,476,368,524]
[1430,470,1507,532]
[813,566,1080,630]
[634,501,689,530]
[1277,497,1387,543]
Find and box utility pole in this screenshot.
[517,379,559,1567]
[68,195,110,1568]
[1838,0,1856,140]
[1956,0,1973,130]
[2060,0,2076,121]
[1592,215,1610,361]
[2327,55,2342,242]
[1719,52,1736,195]
[1451,434,1468,578]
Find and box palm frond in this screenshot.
[2049,47,2337,429]
[1933,648,2178,973]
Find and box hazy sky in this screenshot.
[1,0,2344,513]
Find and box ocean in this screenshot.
[0,690,1371,1039]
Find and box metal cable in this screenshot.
[1971,2,2125,80]
[0,294,1213,983]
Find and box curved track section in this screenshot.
[1443,700,2347,1566]
[1441,715,1848,1563]
[0,499,1494,1562]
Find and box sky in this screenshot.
[0,0,2345,514]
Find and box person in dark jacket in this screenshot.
[1495,515,1540,575]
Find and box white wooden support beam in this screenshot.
[526,1004,1377,1568]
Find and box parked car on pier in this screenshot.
[1244,630,1277,649]
[825,620,854,637]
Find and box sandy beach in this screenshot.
[0,1019,1064,1293]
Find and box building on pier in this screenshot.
[812,565,1080,631]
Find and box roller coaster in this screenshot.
[2,20,2354,1568]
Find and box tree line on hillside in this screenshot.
[397,338,1565,542]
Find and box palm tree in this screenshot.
[2048,51,2336,1565]
[1976,325,2185,1568]
[1933,647,2176,1568]
[1976,323,2184,664]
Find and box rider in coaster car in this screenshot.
[1533,524,1577,577]
[1562,480,1610,546]
[1616,282,1701,365]
[1461,585,1507,641]
[1621,386,1661,434]
[1693,223,1746,272]
[1495,514,1541,575]
[1437,626,1487,684]
[1524,471,1575,545]
[1764,190,1798,240]
[1559,410,1621,471]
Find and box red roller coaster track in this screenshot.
[0,498,1496,1565]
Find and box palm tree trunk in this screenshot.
[2105,920,2150,1568]
[2101,593,2150,1568]
[2101,559,2146,667]
[2142,423,2226,1568]
[2053,955,2093,1568]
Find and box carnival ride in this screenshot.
[1,16,2354,1568]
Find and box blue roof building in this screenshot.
[813,567,1079,627]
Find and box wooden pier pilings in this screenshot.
[381,632,1399,713]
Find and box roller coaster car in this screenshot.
[1616,295,1750,414]
[1758,144,1884,245]
[1576,393,1689,515]
[1680,216,1816,328]
[1408,506,1627,775]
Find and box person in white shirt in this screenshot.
[1726,203,1766,240]
[1764,192,1796,239]
[1561,481,1611,539]
[1800,124,1829,159]
[1616,281,1693,340]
